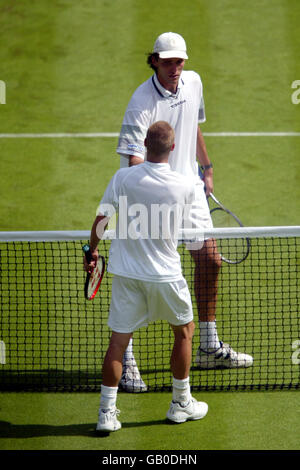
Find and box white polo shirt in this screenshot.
[97,161,195,282]
[117,70,206,180]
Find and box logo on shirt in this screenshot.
[170,99,186,109]
[127,143,144,152]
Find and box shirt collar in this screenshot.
[152,73,183,99]
[144,160,170,170]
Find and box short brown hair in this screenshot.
[145,121,175,156]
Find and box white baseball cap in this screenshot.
[153,32,188,60]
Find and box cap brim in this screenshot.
[158,51,188,59]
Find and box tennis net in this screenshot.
[0,226,299,392]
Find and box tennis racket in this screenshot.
[198,166,251,264]
[82,244,105,300]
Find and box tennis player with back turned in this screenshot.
[84,121,208,432]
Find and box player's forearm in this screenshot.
[196,127,211,168]
[197,126,213,195]
[89,215,109,252]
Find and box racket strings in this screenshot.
[86,256,105,300]
[210,206,250,264]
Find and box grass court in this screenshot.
[0,0,299,452]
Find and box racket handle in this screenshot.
[82,244,92,263]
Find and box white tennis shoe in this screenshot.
[119,359,148,393]
[166,397,208,424]
[196,342,253,369]
[96,407,121,432]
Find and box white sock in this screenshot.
[123,337,134,363]
[172,377,191,406]
[100,384,118,410]
[200,321,221,351]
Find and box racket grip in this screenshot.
[82,244,93,263]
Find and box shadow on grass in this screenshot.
[0,419,172,439]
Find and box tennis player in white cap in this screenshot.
[116,32,253,392]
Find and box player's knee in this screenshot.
[192,241,222,271]
[109,332,132,354]
[172,321,195,341]
[188,321,195,340]
[184,321,195,340]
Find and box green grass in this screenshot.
[0,138,120,231]
[0,391,299,450]
[0,0,299,452]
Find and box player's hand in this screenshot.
[203,171,214,196]
[83,249,99,273]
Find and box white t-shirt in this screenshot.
[116,70,206,180]
[97,161,195,282]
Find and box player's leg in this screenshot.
[146,279,208,423]
[166,321,208,423]
[189,237,221,347]
[170,321,195,380]
[119,154,147,393]
[111,275,147,393]
[96,331,132,432]
[96,275,148,432]
[102,331,133,387]
[190,240,253,369]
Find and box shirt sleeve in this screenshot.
[198,76,206,123]
[198,94,206,123]
[96,173,120,217]
[116,107,150,159]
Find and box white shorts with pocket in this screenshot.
[108,275,193,333]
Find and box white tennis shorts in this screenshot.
[108,275,193,333]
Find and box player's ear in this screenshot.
[171,143,175,151]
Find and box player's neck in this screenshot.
[147,154,169,164]
[156,74,179,95]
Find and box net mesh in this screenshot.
[0,227,299,392]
